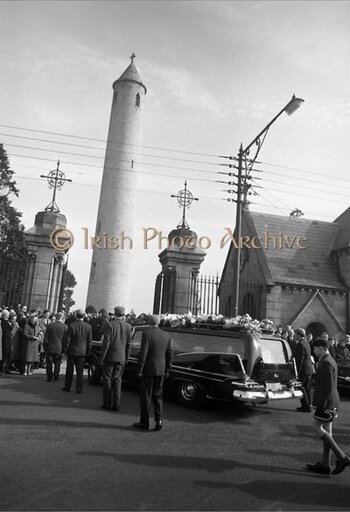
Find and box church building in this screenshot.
[219,207,350,338]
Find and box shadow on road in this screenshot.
[77,450,323,479]
[195,479,349,508]
[0,374,276,425]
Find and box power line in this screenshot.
[262,160,350,183]
[0,124,219,158]
[8,150,350,205]
[2,129,349,188]
[13,174,223,201]
[7,145,350,201]
[11,158,219,186]
[262,168,350,189]
[261,177,350,199]
[0,132,220,167]
[257,191,289,216]
[263,186,349,205]
[5,143,219,176]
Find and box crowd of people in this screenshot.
[0,304,173,432]
[275,324,350,361]
[1,306,350,473]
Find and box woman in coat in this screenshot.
[21,311,40,376]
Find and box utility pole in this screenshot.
[219,94,304,317]
[233,145,243,317]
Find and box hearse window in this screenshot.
[170,332,244,357]
[259,338,287,364]
[197,354,245,377]
[130,331,143,357]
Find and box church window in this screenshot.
[91,262,96,281]
[136,93,141,107]
[112,92,118,107]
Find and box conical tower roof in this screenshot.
[113,53,147,94]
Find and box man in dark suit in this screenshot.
[99,306,133,411]
[294,327,314,412]
[62,309,92,393]
[134,315,173,431]
[305,337,350,475]
[89,308,109,341]
[44,311,68,382]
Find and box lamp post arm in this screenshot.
[243,104,287,155]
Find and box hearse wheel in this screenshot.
[88,360,102,385]
[175,380,206,408]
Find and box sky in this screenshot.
[1,0,350,314]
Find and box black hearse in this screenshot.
[88,324,303,409]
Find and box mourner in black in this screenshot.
[134,315,173,431]
[294,327,314,412]
[99,306,133,411]
[44,312,68,382]
[305,337,350,475]
[62,309,92,393]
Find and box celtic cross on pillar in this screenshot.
[40,160,72,213]
[171,181,199,229]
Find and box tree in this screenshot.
[0,143,19,197]
[61,269,77,313]
[0,144,26,257]
[0,144,27,307]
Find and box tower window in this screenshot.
[113,92,118,106]
[136,93,141,107]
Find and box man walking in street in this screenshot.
[133,315,173,431]
[99,306,133,411]
[295,327,314,412]
[305,337,350,475]
[62,309,92,393]
[44,312,68,382]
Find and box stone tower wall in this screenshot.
[86,74,146,312]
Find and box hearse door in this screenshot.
[252,338,295,390]
[123,329,143,381]
[192,353,247,398]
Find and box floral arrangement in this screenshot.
[158,312,274,334]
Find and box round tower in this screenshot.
[86,54,147,312]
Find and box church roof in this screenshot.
[248,211,345,289]
[114,55,147,93]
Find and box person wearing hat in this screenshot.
[62,309,92,393]
[44,311,68,382]
[89,308,109,341]
[133,314,173,431]
[305,337,350,475]
[294,327,314,412]
[99,306,133,411]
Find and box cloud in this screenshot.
[143,61,229,118]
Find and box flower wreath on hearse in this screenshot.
[158,312,275,334]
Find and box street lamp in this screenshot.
[232,94,304,317]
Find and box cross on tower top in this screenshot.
[171,181,199,229]
[130,52,136,62]
[40,160,72,213]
